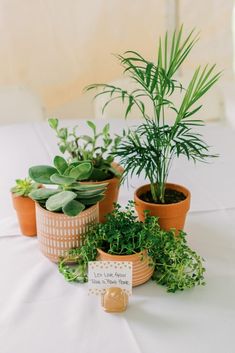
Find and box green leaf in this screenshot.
[63,165,75,176]
[29,165,57,184]
[72,183,107,191]
[48,118,58,130]
[78,194,104,205]
[46,191,77,211]
[69,162,93,180]
[50,173,76,185]
[54,156,68,174]
[29,188,59,200]
[102,123,110,136]
[87,120,96,133]
[76,188,105,198]
[58,128,68,140]
[62,200,85,216]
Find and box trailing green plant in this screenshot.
[28,156,107,217]
[11,178,40,197]
[86,26,221,203]
[58,202,205,292]
[48,118,122,181]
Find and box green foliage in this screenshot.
[86,26,221,203]
[29,156,107,217]
[11,178,40,197]
[58,202,205,292]
[48,118,122,181]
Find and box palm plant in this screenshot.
[86,26,221,203]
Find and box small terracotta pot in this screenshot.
[83,162,124,223]
[11,194,37,236]
[36,202,99,262]
[134,183,191,232]
[97,248,154,287]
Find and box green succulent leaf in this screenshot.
[50,174,76,185]
[72,183,107,191]
[63,165,75,176]
[76,188,105,198]
[54,156,68,174]
[87,120,96,133]
[11,178,39,197]
[78,194,104,205]
[29,188,59,200]
[46,191,77,211]
[48,118,58,130]
[62,200,85,216]
[29,165,57,184]
[58,128,68,140]
[69,162,93,180]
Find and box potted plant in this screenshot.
[86,27,220,231]
[58,202,205,292]
[48,118,123,222]
[29,156,107,262]
[11,178,40,236]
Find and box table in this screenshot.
[0,119,235,353]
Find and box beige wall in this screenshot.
[0,0,234,122]
[0,0,167,120]
[179,0,234,80]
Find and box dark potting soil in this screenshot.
[140,188,186,204]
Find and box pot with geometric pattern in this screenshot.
[97,248,154,287]
[36,203,99,262]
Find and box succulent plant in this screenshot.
[11,178,40,197]
[48,118,122,181]
[29,156,107,217]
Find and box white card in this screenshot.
[88,261,132,296]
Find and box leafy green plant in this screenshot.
[58,202,205,292]
[86,26,220,203]
[28,156,107,216]
[48,118,121,181]
[11,178,40,197]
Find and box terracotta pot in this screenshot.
[83,162,124,223]
[134,183,191,232]
[11,194,37,236]
[36,203,99,262]
[97,248,154,287]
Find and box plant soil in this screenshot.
[140,188,186,204]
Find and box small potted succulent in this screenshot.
[11,178,40,236]
[29,156,107,262]
[86,27,221,231]
[58,202,205,292]
[48,118,123,222]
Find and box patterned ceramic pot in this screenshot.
[36,203,99,262]
[97,249,154,287]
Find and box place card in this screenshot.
[88,261,132,296]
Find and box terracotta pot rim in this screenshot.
[134,183,191,207]
[36,202,97,218]
[97,248,148,260]
[11,193,30,199]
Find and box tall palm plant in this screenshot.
[86,27,221,204]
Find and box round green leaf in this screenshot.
[50,173,76,185]
[48,118,58,130]
[46,191,77,211]
[62,200,85,216]
[29,188,59,201]
[54,156,68,174]
[69,162,93,180]
[29,165,57,184]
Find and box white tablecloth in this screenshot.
[0,119,235,353]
